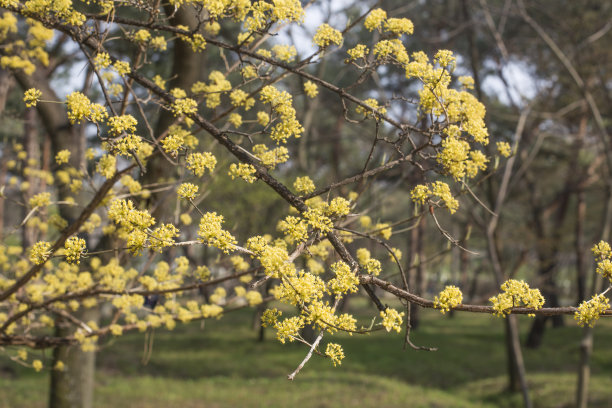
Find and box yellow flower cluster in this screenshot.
[241,0,304,36]
[325,343,345,366]
[1,55,36,76]
[228,113,242,127]
[171,97,198,117]
[22,0,85,27]
[364,8,386,31]
[29,241,51,265]
[273,271,325,306]
[303,81,318,98]
[497,142,512,157]
[96,154,116,179]
[177,183,198,200]
[385,18,414,36]
[228,163,257,183]
[277,216,309,244]
[593,240,612,260]
[373,39,408,64]
[274,315,304,343]
[259,85,304,144]
[434,285,463,314]
[293,176,315,195]
[108,115,137,136]
[107,199,156,253]
[197,212,236,253]
[245,290,263,306]
[328,261,359,295]
[23,88,41,107]
[55,149,71,165]
[593,240,612,285]
[313,23,343,48]
[346,44,368,62]
[355,98,386,119]
[365,8,413,37]
[437,127,488,180]
[356,248,381,276]
[489,279,545,317]
[252,144,289,169]
[326,197,351,217]
[193,71,231,109]
[303,207,333,233]
[186,152,217,177]
[271,44,297,62]
[380,308,404,333]
[120,175,142,195]
[410,181,459,214]
[434,49,456,70]
[113,60,130,76]
[64,236,86,264]
[65,92,108,124]
[132,29,150,43]
[373,222,392,240]
[229,89,255,110]
[575,294,610,327]
[29,192,51,208]
[161,133,184,157]
[149,224,179,253]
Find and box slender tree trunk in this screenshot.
[0,68,14,241]
[144,4,206,219]
[22,108,39,248]
[49,308,98,408]
[575,189,587,304]
[576,185,612,408]
[408,217,425,329]
[576,326,593,408]
[14,69,96,408]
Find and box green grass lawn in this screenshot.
[1,302,612,407]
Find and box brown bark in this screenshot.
[576,185,612,408]
[408,217,425,329]
[22,108,39,249]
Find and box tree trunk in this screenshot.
[14,70,96,408]
[22,108,39,248]
[576,185,612,408]
[408,217,425,330]
[576,326,593,408]
[505,315,532,408]
[144,4,206,219]
[49,308,98,408]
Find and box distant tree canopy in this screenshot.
[0,0,610,392]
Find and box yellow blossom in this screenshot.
[30,241,51,265]
[228,163,257,183]
[497,141,512,158]
[177,183,198,200]
[186,152,217,177]
[64,236,86,264]
[364,8,386,31]
[24,88,42,107]
[29,192,51,208]
[303,81,318,98]
[293,176,315,195]
[575,294,610,327]
[380,308,404,333]
[325,343,345,366]
[434,286,463,314]
[313,23,343,48]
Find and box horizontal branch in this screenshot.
[359,274,612,317]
